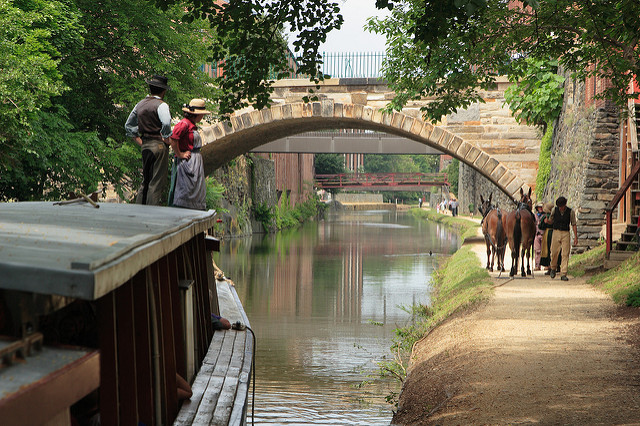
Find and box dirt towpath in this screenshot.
[394,226,640,425]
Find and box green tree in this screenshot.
[1,0,346,201]
[315,153,345,175]
[504,58,565,129]
[363,154,419,173]
[410,154,440,173]
[0,0,221,201]
[369,0,640,122]
[156,0,344,117]
[0,0,81,169]
[445,158,459,196]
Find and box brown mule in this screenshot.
[503,188,537,277]
[479,194,506,272]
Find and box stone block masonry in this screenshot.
[543,74,620,252]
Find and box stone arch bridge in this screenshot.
[198,78,541,201]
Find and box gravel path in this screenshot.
[393,229,640,425]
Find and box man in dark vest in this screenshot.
[125,75,172,205]
[545,196,578,281]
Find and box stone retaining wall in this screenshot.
[458,162,517,215]
[543,75,620,251]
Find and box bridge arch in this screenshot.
[199,101,529,199]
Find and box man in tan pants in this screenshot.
[545,196,578,281]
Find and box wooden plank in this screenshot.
[169,251,186,380]
[156,258,179,423]
[211,332,236,377]
[133,271,154,424]
[212,330,247,425]
[115,280,139,423]
[211,375,240,425]
[173,362,216,425]
[231,331,254,425]
[190,238,208,361]
[197,235,214,342]
[97,292,119,425]
[0,203,217,301]
[176,330,240,424]
[174,277,254,426]
[0,350,99,426]
[228,375,250,426]
[190,376,225,425]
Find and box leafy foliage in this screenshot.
[314,153,345,175]
[369,0,640,122]
[535,122,554,200]
[1,0,220,201]
[2,0,343,201]
[0,0,81,169]
[274,192,321,230]
[504,58,565,128]
[253,202,275,230]
[205,176,228,213]
[155,0,344,117]
[60,0,219,140]
[363,154,439,174]
[444,158,459,196]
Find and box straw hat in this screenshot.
[182,99,211,115]
[543,202,554,214]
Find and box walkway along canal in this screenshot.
[214,209,461,424]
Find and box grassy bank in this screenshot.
[378,209,492,404]
[568,244,640,306]
[409,208,480,240]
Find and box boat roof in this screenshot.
[0,202,216,300]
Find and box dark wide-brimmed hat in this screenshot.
[182,98,211,115]
[146,75,170,90]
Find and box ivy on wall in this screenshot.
[535,123,553,200]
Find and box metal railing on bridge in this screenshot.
[315,172,449,191]
[202,52,386,80]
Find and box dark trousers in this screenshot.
[136,139,168,205]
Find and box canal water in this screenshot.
[213,209,461,425]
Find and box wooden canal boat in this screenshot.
[0,201,253,425]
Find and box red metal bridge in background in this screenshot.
[315,172,449,191]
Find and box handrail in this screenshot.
[315,172,449,189]
[605,160,640,255]
[203,52,387,80]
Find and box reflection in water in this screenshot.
[214,210,460,425]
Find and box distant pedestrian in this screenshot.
[168,98,211,210]
[125,75,172,205]
[546,196,578,281]
[533,203,544,270]
[451,198,459,217]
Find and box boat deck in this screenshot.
[174,280,253,425]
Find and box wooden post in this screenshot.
[606,210,612,257]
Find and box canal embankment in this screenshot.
[393,209,640,425]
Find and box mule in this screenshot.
[479,194,506,273]
[503,187,537,277]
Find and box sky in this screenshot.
[289,1,390,53]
